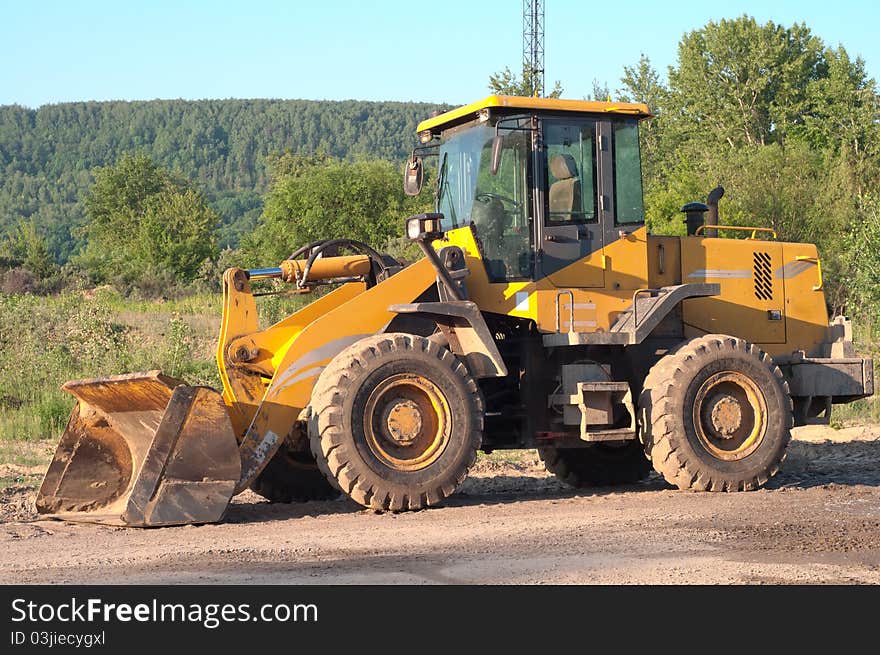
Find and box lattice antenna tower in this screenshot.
[523,0,545,97]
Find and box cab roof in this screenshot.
[416,94,652,136]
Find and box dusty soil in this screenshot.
[2,425,879,584]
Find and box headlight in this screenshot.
[404,213,445,242]
[407,217,423,240]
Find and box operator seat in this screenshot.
[471,194,512,278]
[548,154,581,219]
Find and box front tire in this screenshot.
[309,333,484,511]
[640,334,793,491]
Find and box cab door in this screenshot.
[538,118,605,288]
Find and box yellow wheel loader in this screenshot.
[36,95,874,526]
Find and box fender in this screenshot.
[389,301,508,378]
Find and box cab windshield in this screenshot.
[436,120,531,280]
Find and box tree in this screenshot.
[0,219,60,294]
[844,196,880,327]
[1,219,58,281]
[79,153,218,286]
[586,79,610,101]
[488,66,563,98]
[795,47,880,198]
[241,155,430,265]
[616,54,673,233]
[618,55,669,201]
[700,142,825,244]
[619,54,666,109]
[665,16,824,148]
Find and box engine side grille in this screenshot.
[754,252,773,300]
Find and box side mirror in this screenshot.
[490,135,504,175]
[403,156,424,196]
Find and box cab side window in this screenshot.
[544,121,597,224]
[612,121,645,225]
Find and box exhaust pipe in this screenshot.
[705,186,724,238]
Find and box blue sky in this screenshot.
[1,0,878,108]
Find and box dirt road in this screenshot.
[2,425,879,584]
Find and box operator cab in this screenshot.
[407,95,651,288]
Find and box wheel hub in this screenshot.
[692,371,767,461]
[363,374,451,472]
[384,399,423,445]
[705,394,742,438]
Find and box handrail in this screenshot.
[555,290,575,333]
[631,288,667,327]
[795,255,823,291]
[695,224,777,239]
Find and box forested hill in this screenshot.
[0,98,450,260]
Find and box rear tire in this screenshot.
[538,441,651,488]
[640,334,793,491]
[309,333,483,511]
[250,445,340,503]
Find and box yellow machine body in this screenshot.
[36,94,872,526]
[441,225,829,357]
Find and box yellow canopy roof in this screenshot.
[417,95,652,134]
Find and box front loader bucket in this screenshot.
[36,371,241,527]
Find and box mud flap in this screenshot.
[36,371,241,527]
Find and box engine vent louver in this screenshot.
[754,252,773,300]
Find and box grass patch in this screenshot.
[0,439,54,468]
[478,449,537,464]
[0,439,55,489]
[0,285,315,453]
[0,289,226,445]
[830,395,880,426]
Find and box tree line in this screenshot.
[0,98,449,261]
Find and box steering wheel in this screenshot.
[476,192,521,211]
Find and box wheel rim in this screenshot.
[692,371,767,461]
[363,373,450,471]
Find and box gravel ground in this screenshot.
[1,425,879,584]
